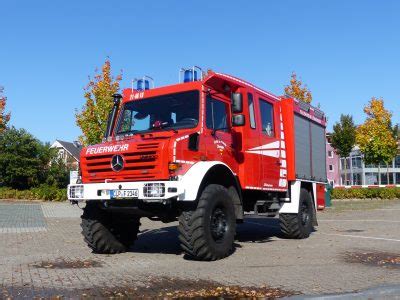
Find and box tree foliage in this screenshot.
[331,115,356,158]
[356,98,397,166]
[75,58,122,146]
[0,127,69,189]
[284,72,312,103]
[45,155,70,188]
[330,114,356,185]
[0,86,11,132]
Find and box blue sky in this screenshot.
[1,0,399,143]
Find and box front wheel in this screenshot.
[178,184,236,261]
[279,188,314,239]
[81,202,141,254]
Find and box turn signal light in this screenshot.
[168,162,181,172]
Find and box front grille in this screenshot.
[82,143,162,182]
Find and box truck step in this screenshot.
[253,201,280,217]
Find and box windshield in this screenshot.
[116,90,199,135]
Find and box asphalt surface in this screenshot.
[1,200,400,298]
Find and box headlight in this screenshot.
[143,183,165,197]
[69,185,84,199]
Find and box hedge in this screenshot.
[0,185,67,201]
[2,185,398,201]
[331,187,400,200]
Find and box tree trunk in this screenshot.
[344,159,348,186]
[387,164,390,185]
[378,165,381,185]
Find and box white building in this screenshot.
[50,140,82,170]
[339,147,400,186]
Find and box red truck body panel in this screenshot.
[80,71,327,194]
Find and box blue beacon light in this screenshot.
[184,70,198,83]
[137,79,150,91]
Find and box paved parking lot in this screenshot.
[1,200,400,298]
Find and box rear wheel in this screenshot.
[178,184,236,261]
[81,202,141,254]
[279,188,313,239]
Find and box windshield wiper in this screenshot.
[115,130,139,136]
[152,125,178,134]
[211,127,230,136]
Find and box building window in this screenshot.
[379,161,389,168]
[380,173,392,185]
[328,150,333,158]
[351,156,362,169]
[395,173,400,184]
[365,163,377,168]
[341,174,350,186]
[395,156,400,168]
[340,158,351,170]
[259,98,274,137]
[59,149,65,160]
[352,173,362,185]
[365,173,379,185]
[328,164,334,172]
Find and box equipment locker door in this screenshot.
[257,96,281,189]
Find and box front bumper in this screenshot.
[67,181,183,202]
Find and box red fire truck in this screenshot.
[68,67,327,261]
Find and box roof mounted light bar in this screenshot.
[131,75,154,92]
[179,66,203,83]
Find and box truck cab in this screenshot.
[69,68,327,260]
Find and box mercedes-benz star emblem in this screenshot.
[111,155,124,172]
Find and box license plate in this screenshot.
[110,189,139,199]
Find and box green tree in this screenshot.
[356,98,397,185]
[75,58,122,146]
[284,72,312,103]
[0,127,49,189]
[331,115,356,185]
[46,154,70,188]
[0,86,11,132]
[0,128,70,189]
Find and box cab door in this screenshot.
[203,94,235,171]
[256,96,281,189]
[241,92,262,188]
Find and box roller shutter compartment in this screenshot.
[294,114,327,182]
[311,122,327,182]
[294,115,312,180]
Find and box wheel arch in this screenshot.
[279,180,318,225]
[179,161,243,220]
[301,181,318,226]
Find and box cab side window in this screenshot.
[259,98,274,137]
[206,96,229,131]
[248,93,256,129]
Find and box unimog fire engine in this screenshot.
[68,67,327,261]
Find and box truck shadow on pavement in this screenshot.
[131,217,280,256]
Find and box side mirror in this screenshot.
[231,93,243,113]
[232,114,245,127]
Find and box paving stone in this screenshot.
[0,204,47,233]
[41,202,82,218]
[0,200,399,297]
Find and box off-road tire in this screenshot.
[178,184,236,261]
[81,202,141,254]
[279,188,313,239]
